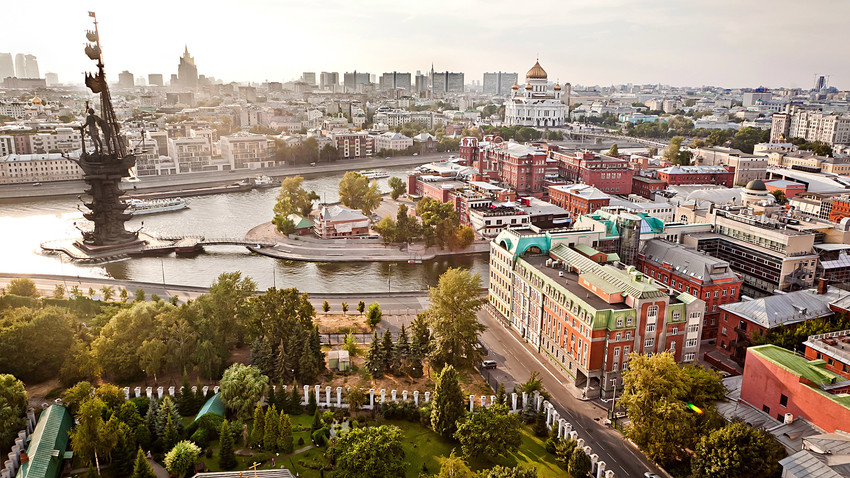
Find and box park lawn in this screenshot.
[384,419,459,477]
[470,426,570,478]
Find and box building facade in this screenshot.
[0,152,83,184]
[547,184,610,218]
[220,133,276,170]
[550,150,634,195]
[656,165,735,187]
[483,71,518,96]
[504,61,566,128]
[771,110,850,146]
[330,131,373,159]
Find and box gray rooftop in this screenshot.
[523,254,631,311]
[720,288,839,329]
[641,239,737,284]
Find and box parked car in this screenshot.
[32,182,41,186]
[644,473,661,478]
[474,341,488,356]
[482,360,497,369]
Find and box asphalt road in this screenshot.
[0,152,445,199]
[477,309,663,478]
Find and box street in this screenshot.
[477,309,663,478]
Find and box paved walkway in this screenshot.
[147,458,169,478]
[246,222,490,262]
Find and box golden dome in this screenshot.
[511,83,519,90]
[526,60,548,79]
[31,95,42,105]
[525,83,532,90]
[554,83,561,91]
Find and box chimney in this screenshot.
[817,278,829,295]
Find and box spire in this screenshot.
[184,44,189,56]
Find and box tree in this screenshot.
[425,268,487,368]
[264,404,280,451]
[452,226,475,250]
[394,325,411,374]
[366,302,382,329]
[113,422,137,476]
[217,419,237,469]
[137,338,168,384]
[554,438,577,469]
[338,171,382,215]
[388,176,406,200]
[731,127,770,154]
[480,465,537,478]
[0,375,27,454]
[163,440,201,478]
[691,421,785,478]
[322,300,330,313]
[162,413,178,451]
[607,143,619,156]
[357,300,365,314]
[341,301,349,315]
[771,190,788,205]
[495,382,507,407]
[327,425,407,478]
[381,329,395,374]
[343,330,359,357]
[431,364,465,438]
[250,405,265,447]
[307,390,318,416]
[619,351,726,467]
[131,447,157,478]
[568,447,592,477]
[219,363,269,421]
[8,277,38,297]
[100,285,115,302]
[347,387,366,414]
[278,412,293,453]
[69,398,118,473]
[134,288,146,302]
[96,384,126,411]
[53,283,65,299]
[273,176,319,230]
[435,451,475,478]
[365,332,384,377]
[119,288,129,303]
[455,404,521,458]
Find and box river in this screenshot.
[0,165,489,293]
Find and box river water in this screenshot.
[0,165,489,293]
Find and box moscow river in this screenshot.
[0,165,489,293]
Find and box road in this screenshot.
[477,309,663,478]
[0,152,445,199]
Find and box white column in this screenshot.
[325,386,332,407]
[380,389,386,403]
[536,394,543,412]
[413,391,419,406]
[545,402,552,425]
[281,385,287,394]
[336,387,342,407]
[191,386,197,395]
[369,389,375,408]
[424,391,430,403]
[391,390,397,402]
[213,386,220,394]
[522,392,528,410]
[123,387,130,401]
[512,393,518,411]
[156,386,164,399]
[590,454,599,474]
[569,431,578,441]
[480,395,487,407]
[304,385,310,404]
[202,386,209,396]
[402,390,408,401]
[134,387,142,398]
[596,461,606,478]
[577,438,585,449]
[314,385,321,405]
[558,419,566,438]
[469,395,475,412]
[490,395,496,407]
[605,470,615,478]
[168,386,175,397]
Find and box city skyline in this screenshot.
[3,0,848,90]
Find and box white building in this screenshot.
[504,60,567,127]
[771,109,850,145]
[0,152,83,184]
[220,133,276,170]
[167,137,212,173]
[373,132,413,152]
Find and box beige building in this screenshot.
[768,151,850,176]
[770,110,850,146]
[167,137,212,173]
[0,152,83,184]
[694,147,768,185]
[220,133,276,170]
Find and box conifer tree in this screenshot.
[251,405,265,447]
[112,422,137,477]
[131,448,157,478]
[288,382,303,415]
[307,389,317,415]
[365,332,384,377]
[394,325,411,374]
[431,364,465,438]
[264,405,280,451]
[381,329,395,375]
[219,420,236,470]
[162,413,178,452]
[278,412,293,454]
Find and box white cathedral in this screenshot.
[504,60,569,128]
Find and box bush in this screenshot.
[298,437,305,446]
[419,403,433,427]
[311,428,328,447]
[190,429,209,448]
[380,401,419,422]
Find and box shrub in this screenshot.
[311,428,328,447]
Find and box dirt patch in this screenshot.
[314,313,370,333]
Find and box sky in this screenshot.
[4,0,848,90]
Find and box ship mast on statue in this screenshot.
[74,12,142,249]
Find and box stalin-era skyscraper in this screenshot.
[74,12,142,250]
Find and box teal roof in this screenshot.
[18,405,73,478]
[286,213,313,230]
[194,393,225,422]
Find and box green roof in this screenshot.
[286,213,313,230]
[194,393,225,422]
[573,244,601,257]
[750,345,843,387]
[18,405,73,478]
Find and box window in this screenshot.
[627,317,633,327]
[722,289,727,297]
[684,352,695,361]
[614,347,620,358]
[617,317,623,327]
[672,327,679,335]
[624,346,631,356]
[626,331,632,340]
[722,327,727,336]
[780,394,788,407]
[615,332,622,341]
[714,290,719,298]
[647,305,659,321]
[612,362,618,371]
[762,404,770,414]
[670,341,676,352]
[645,337,655,348]
[686,338,698,348]
[672,311,681,321]
[646,323,656,333]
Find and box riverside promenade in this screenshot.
[0,153,441,200]
[245,222,490,262]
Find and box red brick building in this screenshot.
[549,150,634,195]
[631,175,668,199]
[637,239,742,340]
[718,286,838,365]
[804,329,850,380]
[547,184,610,218]
[656,165,734,187]
[740,344,850,431]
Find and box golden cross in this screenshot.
[248,462,261,478]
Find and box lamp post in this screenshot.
[388,263,395,293]
[609,377,618,422]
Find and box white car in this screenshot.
[644,473,661,478]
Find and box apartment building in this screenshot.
[656,165,735,187]
[167,136,213,173]
[771,110,850,146]
[330,131,373,159]
[0,152,83,184]
[220,133,276,170]
[550,150,634,195]
[489,231,704,398]
[547,184,610,218]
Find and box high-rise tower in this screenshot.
[177,46,198,89]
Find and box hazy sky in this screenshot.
[5,0,848,90]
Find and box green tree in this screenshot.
[480,465,537,478]
[772,190,788,205]
[338,171,382,215]
[119,288,129,303]
[365,332,384,377]
[218,419,236,468]
[554,438,577,469]
[431,364,465,438]
[95,383,126,411]
[137,338,168,384]
[731,127,770,154]
[131,447,157,478]
[250,405,265,447]
[69,398,118,472]
[341,301,349,315]
[435,451,475,478]
[607,143,619,156]
[219,363,269,421]
[425,268,486,368]
[307,390,318,416]
[366,302,382,329]
[53,283,65,299]
[0,375,28,454]
[495,382,506,407]
[112,422,137,476]
[100,285,115,302]
[163,440,201,478]
[381,329,395,374]
[326,425,407,478]
[664,136,684,164]
[691,421,786,478]
[454,404,521,458]
[568,447,592,477]
[347,387,366,414]
[388,176,407,200]
[162,413,178,451]
[272,176,319,228]
[264,404,280,451]
[394,325,411,374]
[134,288,146,302]
[343,330,359,357]
[278,412,293,453]
[357,300,365,314]
[322,300,330,313]
[8,277,38,297]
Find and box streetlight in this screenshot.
[609,377,618,421]
[387,263,395,293]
